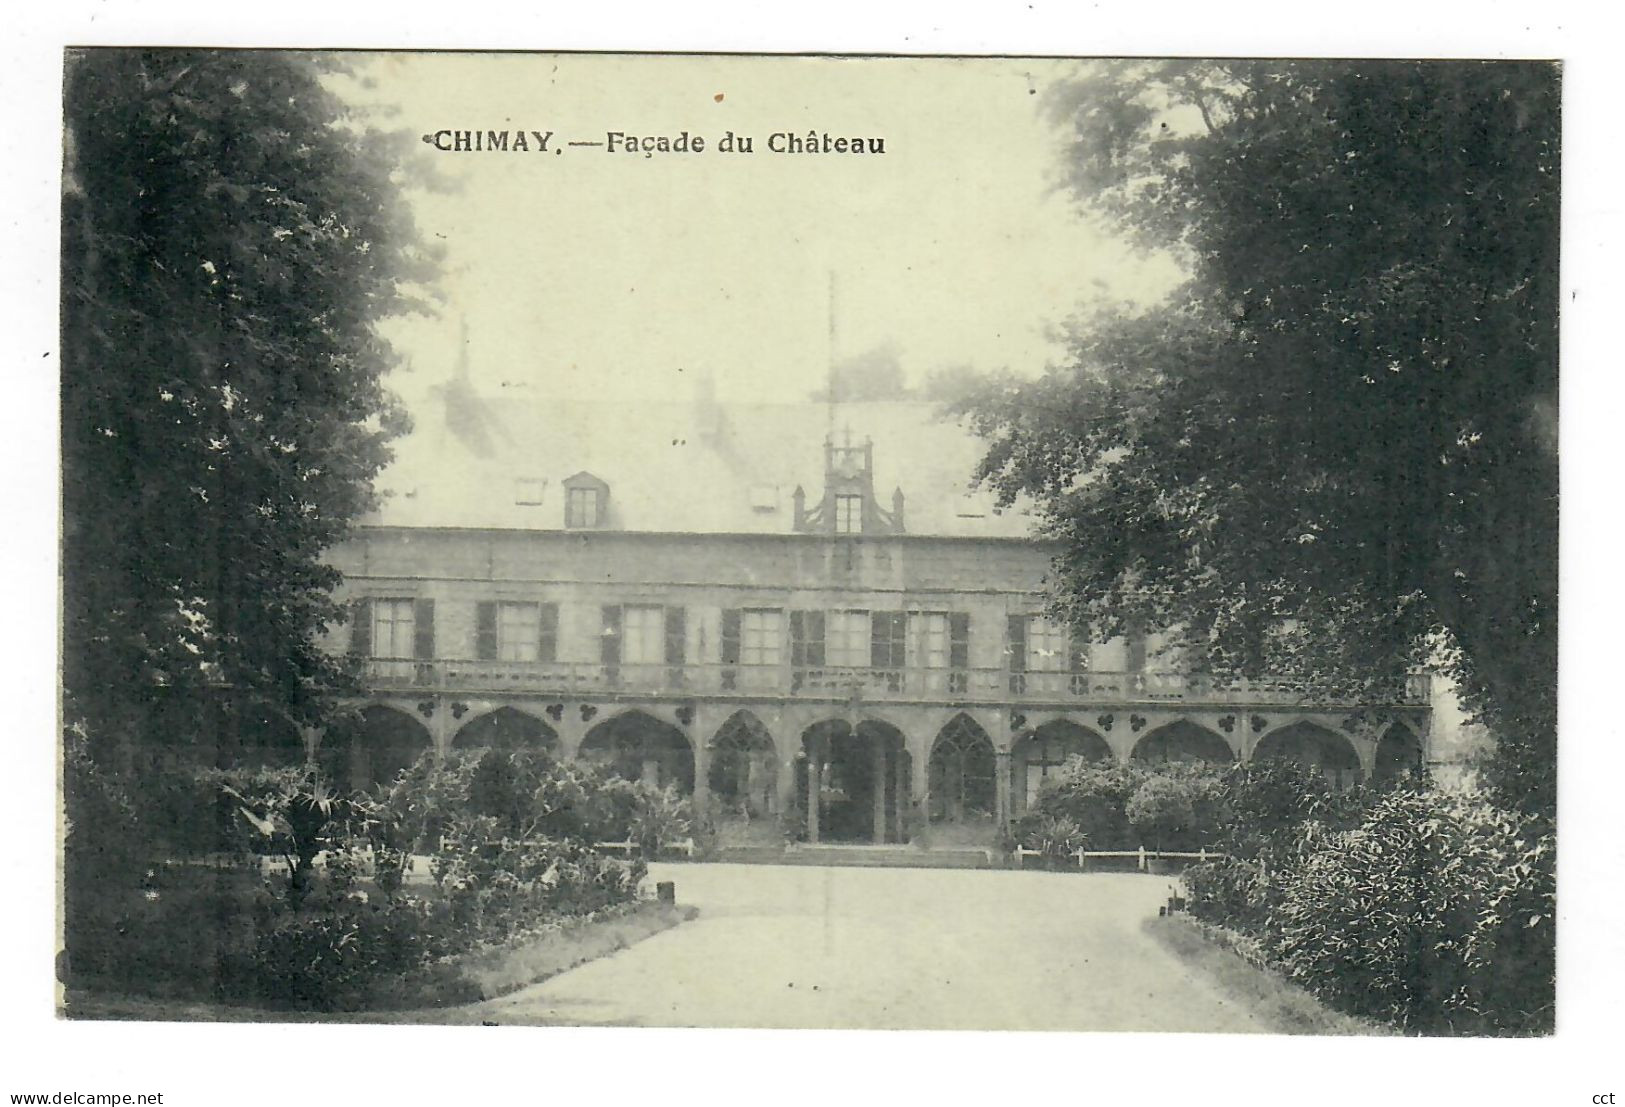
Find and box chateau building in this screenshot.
[310,370,1431,851]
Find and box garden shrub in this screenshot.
[1028,760,1148,849]
[68,735,660,1011]
[250,893,457,1010]
[628,784,692,857]
[1181,856,1270,932]
[1127,772,1202,851]
[1268,788,1554,1035]
[380,750,481,851]
[1212,759,1369,862]
[1011,813,1087,868]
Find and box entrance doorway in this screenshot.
[796,719,910,844]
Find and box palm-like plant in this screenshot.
[222,770,360,909]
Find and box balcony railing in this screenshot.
[361,658,1431,707]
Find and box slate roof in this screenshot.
[365,374,1039,538]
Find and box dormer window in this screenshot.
[562,471,609,528]
[567,487,601,527]
[834,494,862,534]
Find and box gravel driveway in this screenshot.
[473,862,1274,1032]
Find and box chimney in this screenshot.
[892,487,906,534]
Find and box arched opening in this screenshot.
[1011,719,1113,817]
[579,709,694,793]
[1372,722,1425,787]
[928,714,997,845]
[319,705,433,794]
[1253,721,1363,790]
[708,711,780,847]
[452,706,559,753]
[709,710,778,813]
[1131,720,1235,766]
[795,719,910,844]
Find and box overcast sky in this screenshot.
[345,53,1183,412]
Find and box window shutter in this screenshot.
[413,599,435,659]
[475,601,497,660]
[721,609,741,665]
[1006,615,1027,672]
[950,612,970,670]
[789,611,806,668]
[538,603,558,663]
[350,598,372,657]
[806,610,825,667]
[664,606,686,664]
[601,604,622,664]
[790,611,826,668]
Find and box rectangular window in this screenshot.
[1027,617,1071,673]
[827,610,869,667]
[623,604,666,665]
[567,487,601,528]
[1007,614,1027,694]
[915,612,950,670]
[834,494,862,534]
[741,609,783,666]
[870,612,907,669]
[497,602,540,662]
[371,598,417,659]
[948,612,971,694]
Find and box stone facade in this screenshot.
[307,395,1431,849]
[315,526,1429,848]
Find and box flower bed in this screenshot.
[64,744,698,1014]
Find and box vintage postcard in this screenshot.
[49,41,1571,1098]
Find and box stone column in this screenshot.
[872,736,888,843]
[776,753,797,822]
[806,735,821,844]
[994,750,1013,832]
[892,750,908,843]
[689,705,710,823]
[554,709,588,762]
[910,742,932,847]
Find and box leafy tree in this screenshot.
[61,50,437,757]
[960,61,1558,814]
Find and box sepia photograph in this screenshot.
[27,12,1607,1096]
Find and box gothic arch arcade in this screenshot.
[928,713,997,839]
[708,709,779,819]
[1011,719,1112,817]
[452,706,560,753]
[1131,719,1236,766]
[797,719,910,844]
[1372,721,1425,786]
[578,709,695,793]
[1252,721,1362,790]
[319,705,433,793]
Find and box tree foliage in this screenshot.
[959,61,1558,814]
[61,50,437,750]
